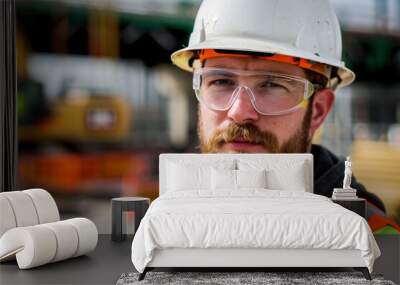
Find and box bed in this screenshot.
[131,153,381,281]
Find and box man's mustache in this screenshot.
[203,123,279,153]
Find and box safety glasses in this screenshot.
[193,67,321,116]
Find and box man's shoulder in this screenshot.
[310,144,344,180]
[311,144,341,163]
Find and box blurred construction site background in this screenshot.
[16,0,400,233]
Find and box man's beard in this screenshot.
[198,104,313,154]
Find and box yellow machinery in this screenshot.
[19,91,132,143]
[351,140,400,221]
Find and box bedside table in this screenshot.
[331,198,366,218]
[111,197,150,242]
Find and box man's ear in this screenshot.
[309,89,335,137]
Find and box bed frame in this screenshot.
[138,154,372,281]
[139,248,371,280]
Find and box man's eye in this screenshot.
[259,80,286,89]
[208,78,235,87]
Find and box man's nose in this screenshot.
[227,87,260,123]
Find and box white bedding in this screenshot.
[131,190,380,273]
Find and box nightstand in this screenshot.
[111,197,150,242]
[331,198,366,218]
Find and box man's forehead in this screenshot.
[203,56,306,78]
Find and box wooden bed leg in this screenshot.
[354,267,371,280]
[138,268,147,281]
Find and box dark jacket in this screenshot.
[311,144,386,213]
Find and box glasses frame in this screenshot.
[193,67,322,116]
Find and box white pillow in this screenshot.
[211,169,267,190]
[211,168,236,190]
[267,167,306,191]
[238,159,308,191]
[167,159,236,192]
[236,169,267,189]
[168,162,210,191]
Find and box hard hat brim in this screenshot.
[171,36,355,88]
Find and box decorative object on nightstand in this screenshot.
[332,156,358,200]
[111,197,150,242]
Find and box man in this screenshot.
[171,0,399,232]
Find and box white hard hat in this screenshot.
[171,0,355,88]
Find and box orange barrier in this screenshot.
[18,152,156,197]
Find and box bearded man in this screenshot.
[170,0,399,233]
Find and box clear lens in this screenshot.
[193,68,312,115]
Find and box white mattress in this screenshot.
[131,190,380,273]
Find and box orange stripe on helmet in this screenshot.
[199,49,331,79]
